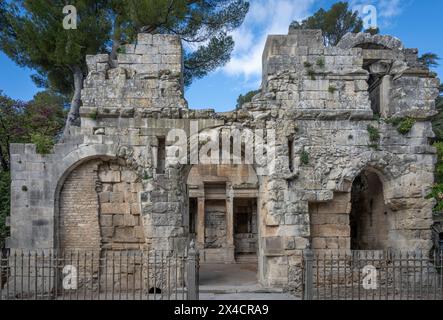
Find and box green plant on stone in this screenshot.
[31,133,54,155]
[316,57,325,69]
[303,61,313,69]
[300,150,310,165]
[367,125,380,143]
[397,118,416,135]
[89,110,99,120]
[328,85,337,94]
[385,117,416,135]
[307,69,316,80]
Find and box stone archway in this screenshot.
[58,158,146,251]
[350,169,392,250]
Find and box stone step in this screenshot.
[235,255,258,264]
[198,285,284,294]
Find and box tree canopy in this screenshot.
[290,1,365,46]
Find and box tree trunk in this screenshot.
[62,65,84,140]
[109,38,120,68]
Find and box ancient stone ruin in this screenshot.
[7,28,440,289]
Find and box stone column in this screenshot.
[226,184,235,262]
[197,197,205,248]
[226,195,234,247]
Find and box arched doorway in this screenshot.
[350,170,391,250]
[187,164,260,288]
[58,158,145,251]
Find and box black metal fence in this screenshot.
[303,249,443,300]
[0,248,199,300]
[3,248,442,300]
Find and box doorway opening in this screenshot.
[234,198,258,264]
[350,170,391,250]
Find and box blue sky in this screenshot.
[0,0,442,112]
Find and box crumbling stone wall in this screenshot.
[8,29,440,291]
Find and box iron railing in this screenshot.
[303,249,443,300]
[0,248,199,301]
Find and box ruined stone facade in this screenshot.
[7,29,440,289]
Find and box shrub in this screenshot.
[386,117,416,135]
[397,118,416,135]
[31,133,54,155]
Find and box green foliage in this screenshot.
[385,117,416,135]
[427,83,443,213]
[328,85,337,94]
[303,61,313,68]
[419,53,440,69]
[307,69,316,80]
[0,91,65,246]
[427,142,443,213]
[184,34,235,87]
[0,0,250,132]
[236,90,260,109]
[367,125,380,143]
[89,110,99,121]
[397,118,416,135]
[123,0,249,86]
[290,2,363,46]
[31,133,54,155]
[316,57,325,69]
[0,91,66,166]
[300,150,310,165]
[0,171,10,248]
[0,0,112,96]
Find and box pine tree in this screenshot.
[290,2,364,46]
[0,0,249,137]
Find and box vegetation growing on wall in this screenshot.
[300,150,310,165]
[385,117,416,135]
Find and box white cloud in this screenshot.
[350,0,405,26]
[222,0,406,88]
[222,0,314,82]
